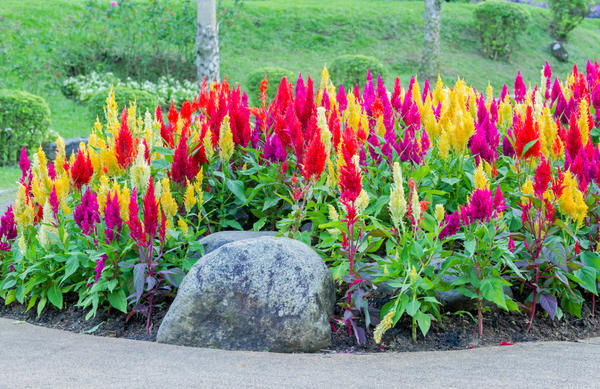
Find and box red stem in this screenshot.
[526,264,539,332]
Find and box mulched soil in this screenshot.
[1,293,600,353]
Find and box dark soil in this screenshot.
[1,293,600,353]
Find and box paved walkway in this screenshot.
[2,318,600,388]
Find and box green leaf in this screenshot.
[262,197,281,211]
[37,296,47,317]
[107,290,128,313]
[520,139,539,157]
[406,299,421,316]
[152,146,174,156]
[574,267,597,294]
[151,158,170,170]
[415,311,432,337]
[464,239,476,256]
[225,178,247,203]
[480,279,507,310]
[4,290,16,305]
[62,256,80,283]
[47,283,63,309]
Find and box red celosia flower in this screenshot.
[127,189,145,247]
[170,133,190,186]
[551,167,566,198]
[514,106,540,159]
[533,156,552,199]
[565,112,582,161]
[71,149,93,190]
[115,108,135,169]
[339,160,362,203]
[302,132,327,182]
[159,211,166,246]
[341,126,358,163]
[142,177,158,245]
[544,199,556,223]
[167,101,179,126]
[180,100,192,125]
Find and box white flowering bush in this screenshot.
[62,72,197,107]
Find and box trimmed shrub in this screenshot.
[0,89,51,164]
[473,0,530,60]
[247,67,297,105]
[87,86,160,121]
[329,55,386,88]
[548,0,589,40]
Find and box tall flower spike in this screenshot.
[389,162,407,229]
[142,177,159,244]
[105,191,122,244]
[71,149,93,190]
[533,156,552,199]
[302,132,327,182]
[127,188,145,246]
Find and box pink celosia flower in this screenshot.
[104,191,122,244]
[127,189,145,247]
[19,146,30,181]
[74,188,100,235]
[49,186,59,218]
[110,1,118,7]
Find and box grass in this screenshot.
[0,0,599,190]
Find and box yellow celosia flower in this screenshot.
[101,146,120,176]
[356,189,370,214]
[474,163,489,190]
[435,204,445,225]
[14,184,34,228]
[219,115,234,163]
[37,201,58,249]
[96,175,111,213]
[320,65,330,91]
[177,217,189,234]
[119,185,130,222]
[160,178,178,221]
[438,128,450,160]
[389,162,407,229]
[520,178,534,204]
[374,311,394,344]
[184,180,196,213]
[130,142,150,194]
[410,186,420,224]
[328,204,339,222]
[498,101,512,125]
[558,171,588,227]
[578,100,590,146]
[18,234,26,254]
[193,167,204,193]
[317,107,332,154]
[326,158,338,189]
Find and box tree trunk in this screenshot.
[420,0,442,82]
[196,0,219,87]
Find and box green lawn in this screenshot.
[1,0,600,190]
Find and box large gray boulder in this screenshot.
[42,137,89,161]
[157,236,335,353]
[197,230,277,255]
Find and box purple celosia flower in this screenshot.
[337,85,347,113]
[263,133,287,164]
[74,188,100,235]
[104,191,122,244]
[95,255,106,283]
[439,211,461,240]
[0,206,17,242]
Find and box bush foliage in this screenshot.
[87,86,160,121]
[0,89,51,164]
[329,55,386,88]
[548,0,589,40]
[473,0,531,60]
[247,67,297,105]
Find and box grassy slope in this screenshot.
[0,0,600,189]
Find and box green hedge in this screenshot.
[247,67,297,105]
[473,0,530,60]
[0,89,51,164]
[329,55,387,88]
[548,0,589,40]
[87,86,160,121]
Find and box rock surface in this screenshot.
[550,41,568,62]
[197,230,277,255]
[42,137,88,161]
[157,236,335,352]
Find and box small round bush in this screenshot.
[473,0,530,60]
[0,89,51,164]
[329,55,387,89]
[247,67,297,105]
[87,86,160,121]
[548,0,589,40]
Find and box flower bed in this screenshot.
[2,62,600,345]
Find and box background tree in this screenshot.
[196,0,220,85]
[548,0,590,41]
[420,0,442,82]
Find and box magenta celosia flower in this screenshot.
[104,191,122,244]
[514,71,526,103]
[493,185,508,216]
[47,161,56,180]
[110,1,118,6]
[74,188,100,235]
[94,255,106,283]
[508,236,515,253]
[469,188,494,222]
[439,211,460,240]
[264,133,287,163]
[0,206,17,243]
[337,85,347,112]
[127,189,145,247]
[49,186,59,218]
[19,146,30,180]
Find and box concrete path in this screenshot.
[1,317,600,389]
